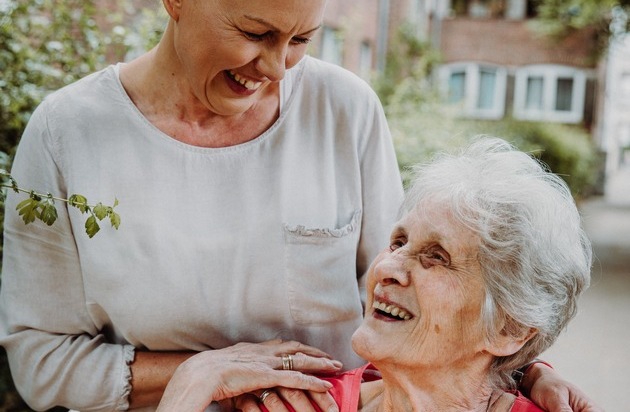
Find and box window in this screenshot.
[359,41,373,80]
[477,68,497,109]
[440,63,507,119]
[514,65,586,123]
[320,27,344,66]
[448,70,466,104]
[525,76,543,110]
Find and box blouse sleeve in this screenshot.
[0,101,135,411]
[355,87,404,295]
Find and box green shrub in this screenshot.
[387,98,600,198]
[451,118,600,198]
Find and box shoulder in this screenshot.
[297,56,382,109]
[29,65,125,139]
[39,65,121,117]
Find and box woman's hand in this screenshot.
[233,386,338,412]
[156,340,342,412]
[524,364,604,412]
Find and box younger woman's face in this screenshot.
[169,0,326,116]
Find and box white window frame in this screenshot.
[513,65,586,123]
[320,26,344,67]
[359,40,373,80]
[439,62,507,120]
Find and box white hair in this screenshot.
[403,136,592,388]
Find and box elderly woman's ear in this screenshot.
[486,326,538,357]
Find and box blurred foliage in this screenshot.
[387,88,600,198]
[371,23,442,108]
[532,0,630,58]
[0,1,165,410]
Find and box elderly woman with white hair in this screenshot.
[157,137,595,412]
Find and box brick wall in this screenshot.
[440,17,598,68]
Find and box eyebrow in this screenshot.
[243,15,322,36]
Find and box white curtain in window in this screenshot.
[321,27,343,66]
[449,71,466,104]
[525,76,543,110]
[477,68,496,109]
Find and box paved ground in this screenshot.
[541,165,630,412]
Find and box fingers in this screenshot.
[255,389,290,412]
[274,387,317,412]
[251,369,334,393]
[234,393,263,412]
[307,390,339,412]
[259,339,334,359]
[275,352,343,373]
[247,388,339,412]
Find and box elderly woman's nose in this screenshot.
[255,44,288,82]
[374,255,411,286]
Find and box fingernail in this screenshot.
[331,360,343,368]
[328,406,339,412]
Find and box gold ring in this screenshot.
[281,353,293,370]
[259,389,274,403]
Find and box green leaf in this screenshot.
[93,202,107,220]
[85,215,100,238]
[38,196,58,226]
[68,194,89,213]
[109,211,121,229]
[16,198,39,224]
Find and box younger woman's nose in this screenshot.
[255,44,288,82]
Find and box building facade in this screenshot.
[434,0,599,127]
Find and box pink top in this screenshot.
[262,364,544,411]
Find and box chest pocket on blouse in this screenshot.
[283,209,364,325]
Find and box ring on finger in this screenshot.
[281,353,293,370]
[259,389,274,403]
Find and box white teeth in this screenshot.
[229,70,262,91]
[372,300,412,320]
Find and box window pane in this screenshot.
[320,27,343,66]
[525,76,543,110]
[477,68,496,109]
[556,77,574,111]
[359,41,372,79]
[449,71,466,103]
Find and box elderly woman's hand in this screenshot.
[233,385,338,412]
[524,364,604,412]
[156,339,341,412]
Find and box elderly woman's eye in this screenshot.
[419,247,450,267]
[389,238,406,251]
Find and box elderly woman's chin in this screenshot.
[350,317,403,367]
[350,322,373,362]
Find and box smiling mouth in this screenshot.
[226,70,262,91]
[372,300,412,320]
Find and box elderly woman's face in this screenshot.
[169,0,326,116]
[352,201,490,369]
